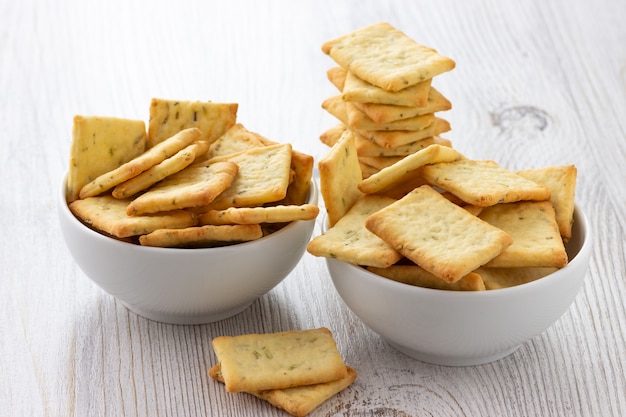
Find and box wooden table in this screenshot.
[2,0,625,416]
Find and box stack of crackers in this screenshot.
[319,22,456,179]
[66,98,318,248]
[209,328,356,417]
[310,23,578,291]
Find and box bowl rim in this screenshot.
[60,173,318,254]
[325,204,590,298]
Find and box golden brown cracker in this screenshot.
[365,185,513,282]
[322,22,455,91]
[126,161,238,215]
[307,195,402,268]
[355,118,451,148]
[476,267,559,290]
[199,204,319,225]
[139,224,262,247]
[147,98,237,148]
[67,115,147,202]
[368,265,486,291]
[421,159,552,207]
[69,195,196,238]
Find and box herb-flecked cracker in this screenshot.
[318,130,364,226]
[126,161,238,215]
[67,115,147,202]
[79,127,202,199]
[112,140,210,199]
[209,364,357,417]
[69,195,196,238]
[365,185,513,283]
[199,204,319,225]
[475,267,559,290]
[478,201,568,268]
[307,195,402,268]
[322,22,455,91]
[421,159,551,207]
[367,265,486,291]
[138,224,262,247]
[355,118,451,148]
[211,327,348,393]
[147,98,238,147]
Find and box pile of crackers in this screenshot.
[66,99,318,248]
[309,23,577,291]
[320,22,455,179]
[210,328,356,417]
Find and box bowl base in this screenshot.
[386,340,521,367]
[120,300,254,325]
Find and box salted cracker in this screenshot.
[147,98,238,147]
[138,223,262,247]
[475,267,559,290]
[66,115,147,202]
[478,201,568,268]
[211,328,348,393]
[365,185,513,283]
[517,165,577,241]
[79,127,201,199]
[68,195,196,238]
[126,161,238,215]
[318,130,364,226]
[355,118,451,148]
[112,140,210,199]
[367,265,486,291]
[358,144,464,194]
[421,159,552,207]
[322,22,455,92]
[207,123,268,159]
[199,204,319,225]
[307,195,402,268]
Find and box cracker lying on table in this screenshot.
[355,118,451,148]
[79,127,202,199]
[112,140,210,199]
[126,161,238,215]
[307,195,402,268]
[199,204,319,225]
[211,328,348,393]
[367,265,486,291]
[421,159,551,207]
[209,364,356,417]
[318,130,364,226]
[478,201,568,268]
[66,115,147,202]
[354,86,452,124]
[322,22,455,91]
[138,223,262,247]
[365,185,513,283]
[69,195,196,238]
[199,143,293,210]
[147,98,238,147]
[517,165,577,241]
[358,144,464,194]
[327,66,433,107]
[475,267,559,290]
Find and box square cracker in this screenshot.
[209,364,356,417]
[327,66,432,107]
[211,328,348,393]
[317,130,364,226]
[112,140,210,199]
[307,195,402,268]
[198,204,319,225]
[358,144,464,194]
[138,224,262,248]
[68,195,196,238]
[421,159,551,207]
[67,115,147,202]
[322,22,455,92]
[478,201,568,268]
[367,265,486,291]
[79,127,202,199]
[206,123,268,159]
[355,118,451,148]
[365,185,513,283]
[475,267,559,290]
[200,143,294,210]
[126,161,238,215]
[147,98,238,148]
[517,165,577,241]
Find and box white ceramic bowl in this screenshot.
[326,206,591,366]
[58,176,318,325]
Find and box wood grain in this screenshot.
[1,0,625,416]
